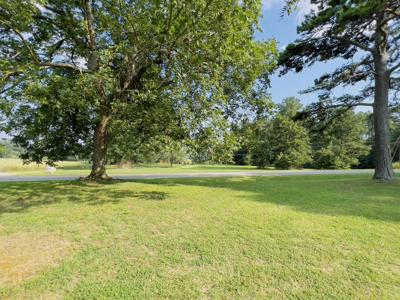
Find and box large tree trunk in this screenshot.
[372,13,395,181]
[373,73,395,181]
[83,0,110,180]
[87,106,111,180]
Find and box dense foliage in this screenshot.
[233,98,311,169]
[279,0,400,180]
[0,0,277,178]
[0,138,22,158]
[310,111,370,169]
[232,98,373,170]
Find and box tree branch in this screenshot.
[1,81,19,94]
[39,62,88,73]
[170,0,214,51]
[82,0,98,70]
[12,29,40,63]
[323,102,374,109]
[6,25,87,73]
[330,35,375,54]
[1,70,20,82]
[385,7,400,19]
[390,62,400,73]
[83,0,96,51]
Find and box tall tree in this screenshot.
[309,110,370,169]
[233,97,311,169]
[0,0,276,179]
[391,104,400,161]
[279,0,400,181]
[270,98,311,169]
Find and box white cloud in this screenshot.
[262,0,318,24]
[296,0,319,23]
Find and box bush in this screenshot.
[270,117,312,169]
[310,111,370,169]
[274,150,310,169]
[313,146,361,169]
[251,141,273,168]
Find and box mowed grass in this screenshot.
[0,158,261,176]
[0,175,399,299]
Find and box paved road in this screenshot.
[0,169,377,182]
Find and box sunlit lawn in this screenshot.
[0,174,399,299]
[0,158,264,176]
[1,158,396,177]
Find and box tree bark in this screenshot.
[372,13,395,181]
[82,0,111,180]
[87,105,111,180]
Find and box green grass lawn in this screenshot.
[0,158,264,176]
[1,158,397,177]
[0,174,399,299]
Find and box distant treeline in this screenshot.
[2,98,399,170]
[0,138,22,158]
[107,98,400,170]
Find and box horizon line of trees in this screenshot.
[1,0,399,180]
[4,97,398,172]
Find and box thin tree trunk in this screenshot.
[372,13,395,181]
[87,105,111,180]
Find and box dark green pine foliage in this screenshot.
[280,0,400,180]
[310,110,370,169]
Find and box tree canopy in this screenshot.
[279,0,400,181]
[0,0,277,179]
[310,110,370,169]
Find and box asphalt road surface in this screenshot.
[0,169,378,182]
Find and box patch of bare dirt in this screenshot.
[0,232,71,288]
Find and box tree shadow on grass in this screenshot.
[136,175,400,223]
[1,175,398,222]
[188,165,261,171]
[0,181,168,215]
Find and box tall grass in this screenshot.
[0,159,44,172]
[0,159,89,173]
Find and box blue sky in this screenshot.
[257,0,317,105]
[258,0,365,108]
